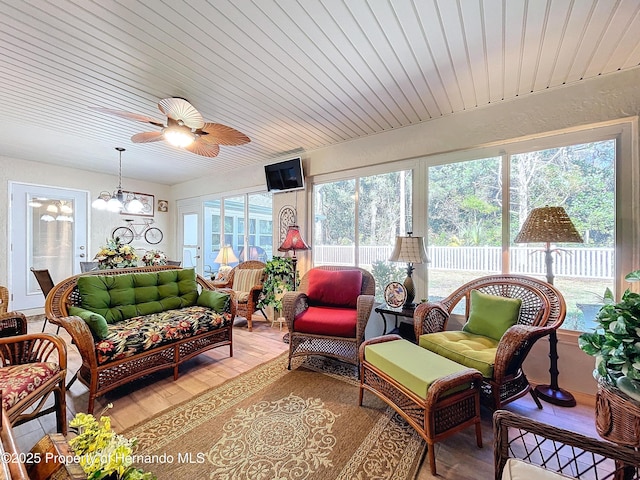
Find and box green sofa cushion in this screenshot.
[419,331,498,378]
[77,268,199,323]
[197,290,230,313]
[364,339,472,399]
[462,290,521,341]
[68,306,109,339]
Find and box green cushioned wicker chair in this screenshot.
[414,275,566,409]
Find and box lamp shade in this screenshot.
[514,206,583,244]
[214,245,239,265]
[278,225,310,253]
[389,235,429,264]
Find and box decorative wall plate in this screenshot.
[384,282,406,308]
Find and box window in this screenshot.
[427,137,617,332]
[313,170,412,301]
[204,193,273,273]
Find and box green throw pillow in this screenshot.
[69,306,109,339]
[462,290,522,341]
[197,290,230,313]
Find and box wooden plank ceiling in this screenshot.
[1,0,639,185]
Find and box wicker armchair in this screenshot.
[414,275,566,409]
[0,286,8,315]
[0,312,67,435]
[283,266,375,369]
[215,261,266,331]
[494,409,640,479]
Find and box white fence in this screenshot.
[313,245,614,279]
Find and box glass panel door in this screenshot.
[11,183,88,310]
[246,193,273,261]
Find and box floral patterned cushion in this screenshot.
[95,306,232,365]
[0,363,61,410]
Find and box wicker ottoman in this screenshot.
[359,334,483,475]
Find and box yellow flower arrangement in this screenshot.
[94,238,139,269]
[69,404,155,480]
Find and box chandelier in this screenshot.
[92,147,143,213]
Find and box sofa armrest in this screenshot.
[49,315,97,371]
[356,294,375,341]
[282,291,308,332]
[413,301,450,339]
[493,324,555,383]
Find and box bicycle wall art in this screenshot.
[120,191,154,216]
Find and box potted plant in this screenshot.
[578,270,640,445]
[257,256,297,316]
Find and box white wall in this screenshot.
[0,155,173,287]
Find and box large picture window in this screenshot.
[313,170,412,301]
[427,139,616,332]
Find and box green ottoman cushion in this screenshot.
[419,331,498,378]
[364,339,472,399]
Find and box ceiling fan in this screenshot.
[92,97,250,158]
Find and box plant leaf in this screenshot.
[625,270,640,282]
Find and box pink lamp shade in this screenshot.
[278,225,310,253]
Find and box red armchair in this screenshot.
[282,266,375,369]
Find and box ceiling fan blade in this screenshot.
[158,97,204,129]
[90,106,165,127]
[185,138,220,157]
[198,123,250,146]
[131,131,164,143]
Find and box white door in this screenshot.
[11,183,89,310]
[177,201,202,274]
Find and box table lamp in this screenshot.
[514,205,583,407]
[389,232,430,309]
[214,245,238,280]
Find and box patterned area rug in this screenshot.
[124,353,426,479]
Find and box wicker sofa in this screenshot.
[45,266,235,413]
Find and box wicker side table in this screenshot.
[595,379,640,447]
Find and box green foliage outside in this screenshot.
[371,260,405,302]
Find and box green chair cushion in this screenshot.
[68,306,109,339]
[364,339,472,399]
[419,331,498,378]
[462,290,522,341]
[197,290,230,313]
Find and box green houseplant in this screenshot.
[578,270,640,401]
[257,256,297,314]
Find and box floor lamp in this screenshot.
[278,225,310,343]
[515,206,583,407]
[278,224,311,289]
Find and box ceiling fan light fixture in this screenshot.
[163,125,195,148]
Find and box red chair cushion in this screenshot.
[306,269,363,308]
[294,306,358,337]
[0,363,61,410]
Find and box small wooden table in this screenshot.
[374,304,415,339]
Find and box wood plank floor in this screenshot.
[16,315,599,480]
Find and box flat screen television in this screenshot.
[264,157,305,192]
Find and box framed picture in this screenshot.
[120,191,154,216]
[384,282,406,308]
[157,199,169,213]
